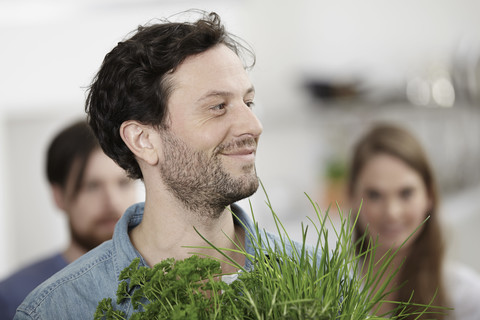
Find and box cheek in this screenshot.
[171,119,229,152]
[197,120,234,150]
[356,202,384,236]
[357,207,374,234]
[359,201,382,223]
[406,195,430,222]
[403,206,429,247]
[406,206,429,226]
[69,196,100,225]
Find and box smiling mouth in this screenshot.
[380,225,405,236]
[221,148,256,161]
[224,147,255,155]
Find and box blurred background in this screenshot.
[1,0,480,279]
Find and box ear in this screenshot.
[51,184,66,211]
[120,120,159,166]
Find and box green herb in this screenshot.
[94,187,447,319]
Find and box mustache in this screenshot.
[214,137,257,155]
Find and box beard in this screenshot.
[69,216,118,251]
[159,130,259,219]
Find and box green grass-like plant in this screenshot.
[94,186,446,319]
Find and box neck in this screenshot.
[62,241,89,263]
[130,192,245,273]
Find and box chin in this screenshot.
[230,177,259,203]
[380,238,408,251]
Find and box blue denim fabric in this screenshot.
[14,202,302,319]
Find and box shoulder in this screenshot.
[444,261,480,293]
[0,253,66,286]
[260,230,320,261]
[231,203,308,254]
[15,241,118,319]
[0,253,67,319]
[443,261,480,319]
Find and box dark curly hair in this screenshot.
[85,11,255,180]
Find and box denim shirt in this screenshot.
[14,202,297,319]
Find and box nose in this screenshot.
[231,101,263,139]
[384,199,402,220]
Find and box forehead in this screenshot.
[83,149,123,179]
[358,153,423,189]
[168,44,252,100]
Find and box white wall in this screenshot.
[1,0,480,279]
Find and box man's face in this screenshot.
[157,44,263,215]
[63,149,138,250]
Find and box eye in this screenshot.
[245,101,255,109]
[366,189,381,201]
[400,187,413,200]
[83,181,100,192]
[210,103,226,113]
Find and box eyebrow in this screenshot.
[196,86,255,103]
[399,186,415,193]
[365,187,380,194]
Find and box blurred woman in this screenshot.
[347,123,480,320]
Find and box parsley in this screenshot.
[94,256,236,319]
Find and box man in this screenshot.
[15,12,291,319]
[0,120,138,319]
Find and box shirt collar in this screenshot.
[112,202,257,278]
